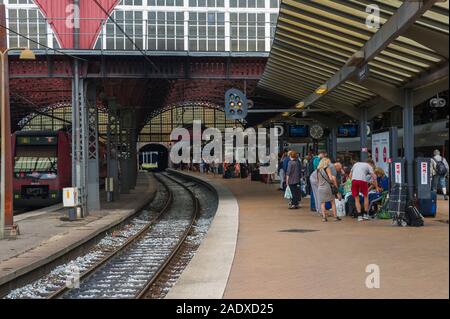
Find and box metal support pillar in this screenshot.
[403,89,415,200]
[78,79,90,218]
[106,98,120,201]
[329,126,337,160]
[70,2,89,218]
[129,112,137,190]
[359,107,368,161]
[119,109,133,195]
[71,64,89,217]
[0,5,14,238]
[86,81,100,211]
[328,126,338,162]
[130,129,138,190]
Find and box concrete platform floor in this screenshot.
[0,173,156,286]
[194,173,449,299]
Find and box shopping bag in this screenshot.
[284,186,292,200]
[335,198,346,217]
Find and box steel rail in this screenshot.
[135,172,200,299]
[46,173,173,299]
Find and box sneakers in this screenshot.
[334,217,342,222]
[356,213,369,221]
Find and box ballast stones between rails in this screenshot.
[5,174,170,299]
[5,172,216,299]
[141,172,218,298]
[63,174,195,299]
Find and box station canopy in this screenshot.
[258,0,449,121]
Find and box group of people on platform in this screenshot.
[279,150,390,222]
[176,147,449,220]
[176,160,250,179]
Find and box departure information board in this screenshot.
[289,125,309,138]
[16,135,58,146]
[337,125,358,138]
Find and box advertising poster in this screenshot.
[372,131,390,176]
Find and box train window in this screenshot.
[14,146,58,176]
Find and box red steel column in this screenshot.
[0,4,14,227]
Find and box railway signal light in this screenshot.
[225,88,249,120]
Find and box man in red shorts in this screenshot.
[349,159,378,222]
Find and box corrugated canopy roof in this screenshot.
[258,0,449,121]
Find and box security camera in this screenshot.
[429,97,446,108]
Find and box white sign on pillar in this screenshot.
[394,162,402,184]
[372,130,390,176]
[421,162,428,185]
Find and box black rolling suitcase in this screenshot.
[251,169,260,181]
[240,167,249,178]
[418,191,437,217]
[345,196,357,217]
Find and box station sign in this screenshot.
[416,158,431,200]
[394,162,402,184]
[16,135,58,146]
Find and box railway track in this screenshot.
[58,173,199,299]
[5,173,171,299]
[140,171,218,299]
[5,171,216,299]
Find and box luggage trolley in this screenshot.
[388,183,409,227]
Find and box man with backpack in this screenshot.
[431,149,449,200]
[312,151,326,170]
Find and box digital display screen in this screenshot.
[337,125,358,138]
[289,125,309,138]
[16,136,57,146]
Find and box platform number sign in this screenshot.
[225,88,248,120]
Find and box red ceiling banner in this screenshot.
[33,0,120,49]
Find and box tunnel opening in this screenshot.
[139,143,169,172]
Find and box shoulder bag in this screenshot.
[318,168,339,196]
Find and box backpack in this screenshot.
[435,160,448,176]
[312,156,321,170]
[345,196,358,217]
[405,204,424,227]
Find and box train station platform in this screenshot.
[0,173,156,289]
[180,172,449,299]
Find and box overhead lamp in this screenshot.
[295,101,305,109]
[315,84,328,95]
[19,49,36,60]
